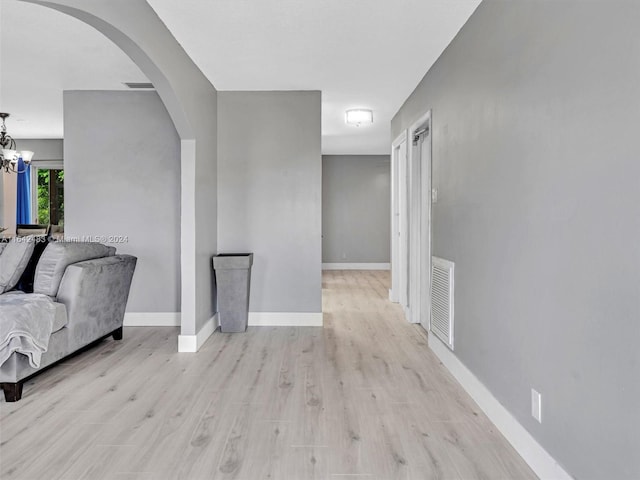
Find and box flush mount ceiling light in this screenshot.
[345,109,373,127]
[0,113,34,174]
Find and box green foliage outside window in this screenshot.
[37,169,64,226]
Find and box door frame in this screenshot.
[390,131,409,313]
[408,110,432,328]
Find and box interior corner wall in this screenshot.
[217,91,322,314]
[14,139,64,161]
[322,155,390,263]
[193,90,218,332]
[391,1,640,479]
[63,90,181,314]
[0,171,4,228]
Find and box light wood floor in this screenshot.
[0,270,537,480]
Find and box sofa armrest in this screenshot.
[56,255,137,347]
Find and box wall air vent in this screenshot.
[431,257,454,350]
[123,82,155,89]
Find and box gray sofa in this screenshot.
[0,242,137,402]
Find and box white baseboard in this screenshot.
[123,312,181,327]
[178,313,219,352]
[322,263,390,270]
[428,335,572,480]
[248,312,323,327]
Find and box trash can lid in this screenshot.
[213,253,253,270]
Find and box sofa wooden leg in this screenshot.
[1,382,24,402]
[112,327,123,341]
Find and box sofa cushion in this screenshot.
[52,301,68,333]
[34,242,116,297]
[0,237,36,294]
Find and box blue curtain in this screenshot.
[16,158,32,224]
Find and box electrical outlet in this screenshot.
[531,389,542,423]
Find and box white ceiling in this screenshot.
[0,0,148,139]
[0,0,480,154]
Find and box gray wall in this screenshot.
[322,155,390,263]
[15,139,64,161]
[0,167,12,233]
[0,169,3,228]
[217,91,322,313]
[64,90,181,313]
[392,1,640,479]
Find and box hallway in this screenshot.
[0,271,536,479]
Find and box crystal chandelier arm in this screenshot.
[0,137,16,149]
[0,113,16,149]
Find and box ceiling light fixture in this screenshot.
[345,109,373,127]
[0,113,34,174]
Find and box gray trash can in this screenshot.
[213,253,253,333]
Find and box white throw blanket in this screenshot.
[0,292,56,368]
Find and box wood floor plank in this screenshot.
[0,271,537,480]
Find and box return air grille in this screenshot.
[431,257,454,350]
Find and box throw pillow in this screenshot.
[0,237,36,293]
[17,236,50,293]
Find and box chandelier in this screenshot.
[1,113,34,174]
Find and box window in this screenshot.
[30,161,64,228]
[36,168,64,225]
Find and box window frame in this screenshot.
[30,159,64,225]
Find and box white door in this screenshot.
[391,133,410,315]
[408,111,432,327]
[417,128,432,331]
[397,139,409,313]
[408,133,421,324]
